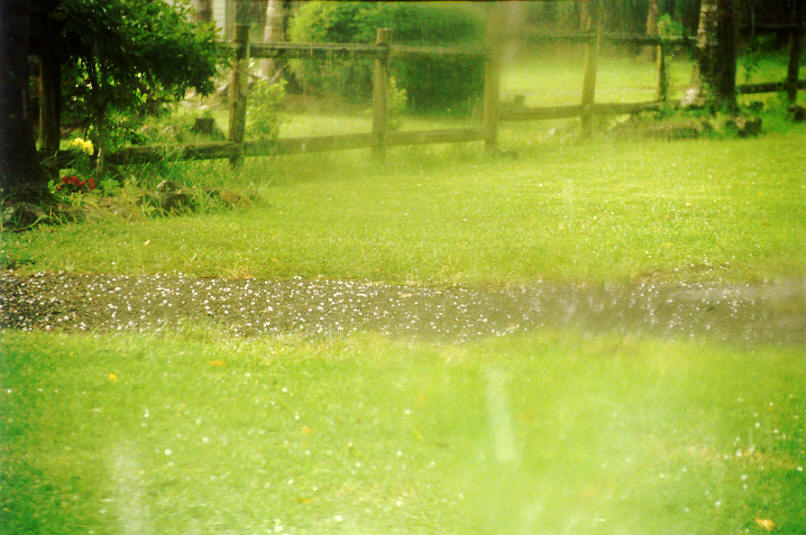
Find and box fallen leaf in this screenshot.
[208,360,226,367]
[108,373,118,382]
[755,518,775,531]
[302,426,316,434]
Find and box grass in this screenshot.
[1,329,804,534]
[3,127,805,284]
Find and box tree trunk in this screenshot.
[37,49,61,179]
[260,0,285,81]
[85,43,108,181]
[0,0,51,202]
[686,0,737,110]
[786,0,802,105]
[192,0,212,24]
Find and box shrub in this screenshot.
[247,80,286,140]
[43,0,225,156]
[288,2,484,115]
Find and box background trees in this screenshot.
[0,0,222,202]
[288,2,485,114]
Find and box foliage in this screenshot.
[136,111,224,145]
[288,1,484,114]
[246,80,286,140]
[738,34,777,84]
[287,2,376,102]
[525,0,702,35]
[657,13,685,40]
[32,0,225,153]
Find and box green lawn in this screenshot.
[4,127,805,284]
[1,329,803,534]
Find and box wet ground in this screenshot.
[1,272,804,345]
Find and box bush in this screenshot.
[288,2,485,115]
[247,80,286,140]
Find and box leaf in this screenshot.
[208,360,226,367]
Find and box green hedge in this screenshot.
[288,2,485,115]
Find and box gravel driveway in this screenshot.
[1,272,804,345]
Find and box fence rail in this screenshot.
[89,128,491,166]
[526,32,695,47]
[243,41,488,60]
[246,41,387,59]
[501,101,665,122]
[738,80,806,95]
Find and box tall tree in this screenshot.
[687,0,738,109]
[0,0,51,202]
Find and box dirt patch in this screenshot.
[2,272,803,345]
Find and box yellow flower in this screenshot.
[71,138,95,155]
[754,519,775,531]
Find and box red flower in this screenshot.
[58,174,93,194]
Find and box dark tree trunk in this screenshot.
[37,49,61,179]
[786,0,802,105]
[688,0,737,110]
[0,0,51,202]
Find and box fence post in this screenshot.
[483,7,503,153]
[656,41,668,102]
[482,48,501,152]
[372,28,392,163]
[786,0,802,106]
[580,21,601,138]
[228,23,250,166]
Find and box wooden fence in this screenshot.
[501,29,692,139]
[60,17,804,168]
[102,24,491,166]
[737,20,805,100]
